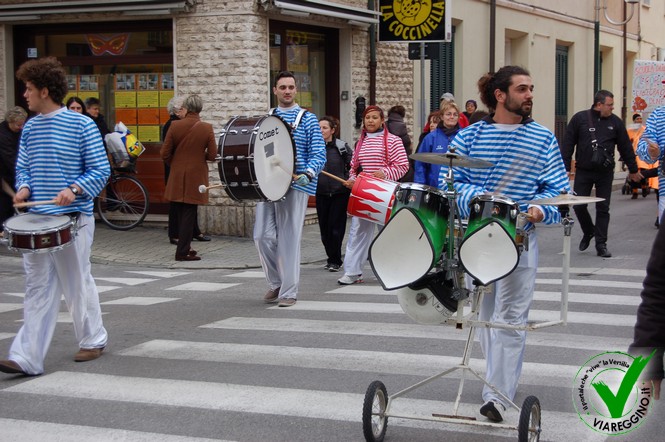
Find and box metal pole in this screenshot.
[594,0,600,93]
[420,42,426,131]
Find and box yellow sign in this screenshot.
[379,1,450,43]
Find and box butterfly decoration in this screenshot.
[86,34,131,56]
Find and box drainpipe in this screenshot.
[369,0,377,105]
[490,0,496,72]
[621,1,627,122]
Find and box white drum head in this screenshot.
[458,221,519,286]
[253,115,295,201]
[396,285,455,325]
[369,207,435,290]
[4,213,71,233]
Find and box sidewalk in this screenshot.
[1,173,630,269]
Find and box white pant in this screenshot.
[253,189,308,300]
[342,217,379,276]
[477,230,539,407]
[9,214,108,375]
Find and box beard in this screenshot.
[504,95,532,118]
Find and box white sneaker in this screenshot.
[480,400,505,423]
[337,274,363,285]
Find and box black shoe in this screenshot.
[169,238,178,245]
[194,234,211,242]
[579,234,594,251]
[597,247,612,258]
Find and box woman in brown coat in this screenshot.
[160,95,217,261]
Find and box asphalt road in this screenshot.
[0,187,662,441]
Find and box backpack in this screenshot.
[335,138,353,170]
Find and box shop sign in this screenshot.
[379,1,451,43]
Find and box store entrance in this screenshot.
[269,21,339,120]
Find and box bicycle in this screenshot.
[96,163,149,231]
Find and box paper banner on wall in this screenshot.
[138,126,161,142]
[137,108,160,125]
[137,91,160,108]
[115,91,137,108]
[115,108,138,125]
[631,60,665,115]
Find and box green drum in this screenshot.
[458,194,521,285]
[393,183,450,263]
[368,183,450,290]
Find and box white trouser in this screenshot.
[9,214,108,375]
[477,230,539,408]
[342,217,379,276]
[658,175,664,221]
[253,189,308,300]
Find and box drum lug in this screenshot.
[228,130,238,135]
[214,155,222,161]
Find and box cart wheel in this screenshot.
[362,380,388,442]
[518,396,541,442]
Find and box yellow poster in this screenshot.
[160,90,174,106]
[138,125,161,142]
[115,92,137,108]
[137,91,160,108]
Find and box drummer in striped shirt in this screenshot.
[0,57,110,376]
[446,66,570,422]
[337,105,409,285]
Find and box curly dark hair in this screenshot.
[16,57,68,105]
[477,65,530,111]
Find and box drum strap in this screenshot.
[269,108,307,132]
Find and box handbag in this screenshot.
[587,111,614,169]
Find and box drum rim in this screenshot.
[396,182,446,198]
[469,193,519,207]
[217,114,295,202]
[4,213,75,234]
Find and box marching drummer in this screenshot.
[0,57,110,376]
[337,105,409,285]
[447,66,570,422]
[255,71,326,307]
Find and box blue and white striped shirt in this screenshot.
[16,108,110,216]
[445,118,570,225]
[271,105,326,196]
[637,106,665,168]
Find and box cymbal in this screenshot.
[527,194,605,206]
[410,152,494,169]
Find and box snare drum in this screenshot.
[3,213,76,253]
[458,194,520,285]
[217,115,295,201]
[347,174,398,225]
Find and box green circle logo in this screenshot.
[573,351,654,435]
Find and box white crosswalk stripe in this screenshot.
[0,264,644,441]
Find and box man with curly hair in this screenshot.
[0,57,110,376]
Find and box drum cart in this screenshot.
[362,153,583,442]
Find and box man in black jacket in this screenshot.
[561,90,642,257]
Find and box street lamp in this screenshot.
[594,0,638,92]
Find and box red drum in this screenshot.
[3,213,76,253]
[347,173,398,225]
[217,115,295,201]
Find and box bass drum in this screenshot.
[396,272,460,325]
[218,115,295,201]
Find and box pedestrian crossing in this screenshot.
[0,264,645,441]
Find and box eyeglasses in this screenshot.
[443,112,459,117]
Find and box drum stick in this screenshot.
[198,184,224,193]
[320,170,347,184]
[14,199,57,208]
[1,179,15,198]
[270,157,299,180]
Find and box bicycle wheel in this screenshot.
[96,175,149,231]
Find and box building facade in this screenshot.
[1,1,664,236]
